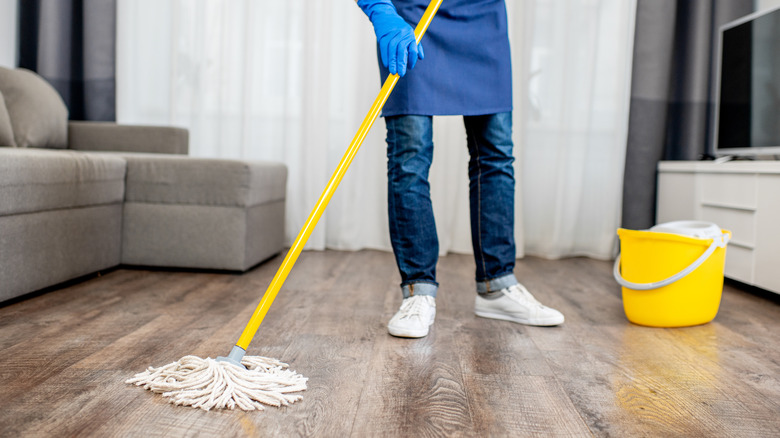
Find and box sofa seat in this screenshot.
[121,154,286,207]
[116,153,287,271]
[0,148,126,216]
[0,148,126,301]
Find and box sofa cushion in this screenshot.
[0,90,15,147]
[0,67,68,149]
[119,154,287,207]
[68,121,190,155]
[0,148,126,217]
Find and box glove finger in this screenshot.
[418,43,424,60]
[387,33,405,75]
[388,45,397,75]
[397,39,409,76]
[407,40,418,71]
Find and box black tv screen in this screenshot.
[716,7,780,155]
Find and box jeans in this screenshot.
[385,112,518,299]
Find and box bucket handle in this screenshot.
[613,232,730,291]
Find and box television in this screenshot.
[714,5,780,157]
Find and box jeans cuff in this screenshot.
[401,281,438,299]
[476,273,518,294]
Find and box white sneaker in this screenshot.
[474,283,564,326]
[388,295,436,338]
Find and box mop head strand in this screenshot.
[126,355,307,411]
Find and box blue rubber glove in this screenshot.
[357,0,424,77]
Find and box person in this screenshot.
[357,0,564,338]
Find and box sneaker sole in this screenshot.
[387,326,430,338]
[387,318,435,338]
[474,310,564,326]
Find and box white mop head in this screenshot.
[126,355,307,411]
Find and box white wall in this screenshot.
[0,0,17,68]
[757,0,780,11]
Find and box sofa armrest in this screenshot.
[68,121,189,155]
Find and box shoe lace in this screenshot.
[398,296,431,320]
[507,284,545,308]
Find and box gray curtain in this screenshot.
[621,0,753,230]
[18,0,116,121]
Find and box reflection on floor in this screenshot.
[0,250,778,436]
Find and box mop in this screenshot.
[127,0,443,411]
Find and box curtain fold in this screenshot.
[18,0,116,121]
[519,0,636,260]
[621,0,753,231]
[116,0,635,260]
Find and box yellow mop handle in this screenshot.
[235,0,443,351]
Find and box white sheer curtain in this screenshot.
[116,0,635,260]
[0,0,17,68]
[519,0,636,260]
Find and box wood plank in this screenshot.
[464,374,591,437]
[0,251,779,437]
[234,250,393,437]
[350,258,475,437]
[545,257,780,437]
[351,330,475,437]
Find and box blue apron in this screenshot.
[379,0,513,117]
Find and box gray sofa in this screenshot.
[0,67,287,302]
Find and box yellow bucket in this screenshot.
[614,221,731,327]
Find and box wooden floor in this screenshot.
[1,250,779,437]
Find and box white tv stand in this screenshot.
[657,160,780,295]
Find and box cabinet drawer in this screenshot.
[724,245,754,284]
[700,173,757,209]
[700,206,756,247]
